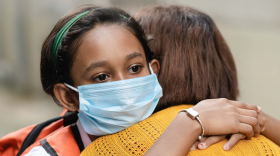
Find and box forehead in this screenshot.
[72,24,146,70]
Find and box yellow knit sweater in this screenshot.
[81,105,280,156]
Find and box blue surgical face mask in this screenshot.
[65,64,163,136]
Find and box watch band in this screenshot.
[179,108,205,140]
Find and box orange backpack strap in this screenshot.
[0,124,37,156]
[0,111,78,156]
[16,117,63,156]
[40,139,58,156]
[18,111,79,156]
[37,125,82,156]
[21,121,84,156]
[69,123,85,152]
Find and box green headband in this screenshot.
[52,10,90,63]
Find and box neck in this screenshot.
[88,134,99,142]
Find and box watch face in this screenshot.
[187,108,199,119]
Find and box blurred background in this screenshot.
[0,0,279,137]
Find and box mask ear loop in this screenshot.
[64,83,79,92]
[64,83,80,112]
[148,64,154,74]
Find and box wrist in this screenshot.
[192,105,205,114]
[177,112,202,138]
[179,108,205,140]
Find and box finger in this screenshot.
[257,113,265,133]
[238,114,260,137]
[237,123,254,139]
[236,108,258,119]
[236,108,262,137]
[190,141,199,151]
[198,137,207,143]
[223,133,246,151]
[229,101,258,112]
[257,108,265,132]
[198,135,226,150]
[257,106,262,113]
[196,137,208,150]
[262,126,265,132]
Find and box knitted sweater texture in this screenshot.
[81,105,280,156]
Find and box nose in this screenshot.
[114,72,127,81]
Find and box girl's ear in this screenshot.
[53,83,79,111]
[150,59,160,76]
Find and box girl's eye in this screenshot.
[129,65,142,73]
[93,74,108,82]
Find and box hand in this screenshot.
[189,106,265,152]
[190,136,226,151]
[192,98,261,139]
[190,134,247,151]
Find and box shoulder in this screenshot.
[22,146,50,156]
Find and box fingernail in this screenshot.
[262,126,265,132]
[199,143,206,149]
[257,106,262,112]
[223,145,229,151]
[190,145,195,151]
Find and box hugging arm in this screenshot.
[260,111,280,146]
[144,112,201,156]
[144,99,262,156]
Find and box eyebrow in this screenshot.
[126,52,144,61]
[84,61,108,74]
[84,52,143,74]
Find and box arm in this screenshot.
[260,111,280,146]
[145,112,201,156]
[145,98,261,156]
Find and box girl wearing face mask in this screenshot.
[21,5,162,156]
[5,4,263,156]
